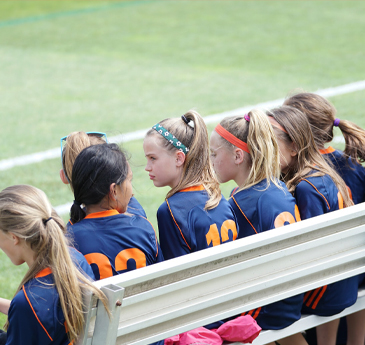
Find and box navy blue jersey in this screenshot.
[229,179,302,330]
[320,146,365,205]
[6,249,93,345]
[295,174,358,316]
[229,179,300,239]
[157,186,239,260]
[127,196,147,218]
[68,210,164,280]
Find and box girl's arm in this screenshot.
[0,298,11,315]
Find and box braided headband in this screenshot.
[267,116,288,134]
[214,124,250,154]
[152,123,189,154]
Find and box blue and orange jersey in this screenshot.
[229,179,300,239]
[67,210,164,280]
[157,185,239,260]
[229,179,302,330]
[295,173,358,315]
[294,173,344,220]
[127,196,147,218]
[6,248,93,345]
[320,146,365,205]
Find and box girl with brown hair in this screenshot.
[268,105,357,345]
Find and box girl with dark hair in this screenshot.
[68,143,163,281]
[60,131,146,217]
[269,105,357,345]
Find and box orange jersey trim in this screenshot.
[319,146,335,155]
[166,199,191,251]
[180,185,205,192]
[231,195,258,234]
[85,209,119,219]
[23,286,53,341]
[301,179,330,210]
[35,267,52,278]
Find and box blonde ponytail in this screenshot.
[146,110,221,210]
[218,109,282,192]
[0,185,109,341]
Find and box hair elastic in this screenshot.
[214,124,250,154]
[44,217,53,224]
[334,118,341,127]
[181,115,190,125]
[73,200,81,207]
[244,114,250,122]
[152,123,189,154]
[267,116,288,134]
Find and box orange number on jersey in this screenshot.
[84,248,147,280]
[84,252,113,280]
[206,220,238,247]
[221,219,238,242]
[115,248,146,271]
[338,191,344,209]
[274,211,296,228]
[206,224,221,247]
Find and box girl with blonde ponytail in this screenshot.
[269,105,357,345]
[210,109,306,344]
[143,110,238,264]
[0,184,108,345]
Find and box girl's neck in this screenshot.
[84,197,116,216]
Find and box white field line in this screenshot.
[2,80,365,172]
[2,80,365,215]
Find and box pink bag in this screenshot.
[164,315,261,345]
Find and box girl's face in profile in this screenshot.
[209,131,238,184]
[143,136,183,189]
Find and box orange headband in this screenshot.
[214,124,250,154]
[268,116,288,134]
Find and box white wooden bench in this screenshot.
[76,202,365,345]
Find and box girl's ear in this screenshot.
[175,151,186,167]
[290,142,299,157]
[11,233,20,245]
[234,148,245,165]
[109,183,117,201]
[59,169,69,185]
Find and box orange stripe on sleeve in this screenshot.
[23,286,53,341]
[166,199,191,251]
[231,196,258,234]
[301,179,330,210]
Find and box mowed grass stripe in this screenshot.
[0,0,152,28]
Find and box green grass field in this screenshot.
[0,0,365,327]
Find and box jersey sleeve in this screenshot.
[294,180,329,220]
[157,202,190,260]
[127,196,147,218]
[6,290,53,345]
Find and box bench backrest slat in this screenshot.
[79,203,365,345]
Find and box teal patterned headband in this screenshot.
[152,123,189,154]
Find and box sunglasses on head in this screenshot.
[60,132,108,182]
